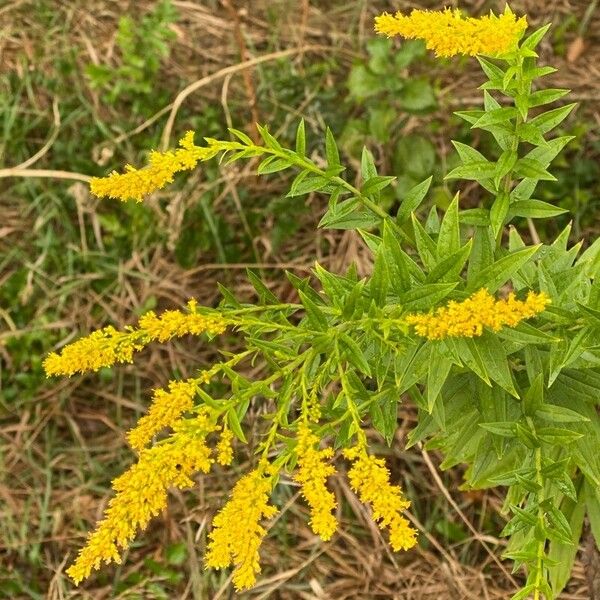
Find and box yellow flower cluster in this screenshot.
[405,289,550,340]
[127,377,211,452]
[205,467,277,590]
[374,8,527,57]
[293,422,337,541]
[345,447,417,552]
[90,131,218,202]
[43,300,227,377]
[67,414,217,584]
[215,427,234,466]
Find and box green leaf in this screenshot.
[396,176,432,224]
[472,107,518,129]
[529,103,577,135]
[319,197,381,230]
[411,213,437,269]
[495,149,518,181]
[476,333,519,397]
[369,387,399,445]
[287,173,330,197]
[436,194,460,256]
[445,160,498,181]
[362,175,395,196]
[228,127,253,145]
[426,241,472,284]
[479,422,516,437]
[460,209,490,227]
[382,221,411,294]
[508,199,568,219]
[467,226,494,282]
[547,495,585,597]
[298,290,328,331]
[466,244,541,293]
[338,333,371,376]
[295,119,306,157]
[361,146,378,180]
[513,158,557,181]
[400,283,457,311]
[325,127,341,170]
[227,408,247,443]
[490,191,510,238]
[536,404,590,423]
[523,373,544,416]
[257,156,291,174]
[256,124,283,150]
[537,427,584,444]
[521,23,552,51]
[427,346,452,411]
[528,88,570,108]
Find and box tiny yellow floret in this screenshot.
[405,289,550,340]
[127,378,200,452]
[374,7,527,57]
[43,300,227,377]
[90,131,219,202]
[205,467,277,590]
[293,422,338,541]
[67,414,217,584]
[344,446,417,552]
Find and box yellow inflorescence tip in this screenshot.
[405,289,550,340]
[90,131,218,202]
[374,7,527,58]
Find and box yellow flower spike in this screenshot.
[405,288,550,340]
[90,131,219,202]
[293,422,337,541]
[66,414,217,584]
[344,446,417,552]
[43,301,227,377]
[127,378,201,452]
[215,426,234,466]
[374,7,527,58]
[205,467,278,590]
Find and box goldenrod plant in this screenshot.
[45,7,600,599]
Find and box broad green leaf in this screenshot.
[319,197,381,230]
[467,226,494,282]
[287,172,329,196]
[472,107,518,129]
[466,244,541,293]
[529,103,577,135]
[490,191,510,238]
[396,176,432,223]
[476,333,519,397]
[445,160,498,181]
[325,127,341,170]
[513,158,556,181]
[426,241,472,283]
[298,290,328,331]
[437,193,460,255]
[411,213,437,269]
[427,345,453,411]
[536,404,590,423]
[508,199,568,219]
[528,88,570,108]
[521,23,552,51]
[400,283,457,311]
[338,333,371,376]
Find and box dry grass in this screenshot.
[1,0,600,598]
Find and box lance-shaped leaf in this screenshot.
[466,244,541,293]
